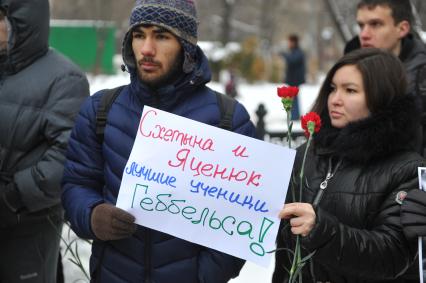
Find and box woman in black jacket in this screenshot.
[273,48,426,283]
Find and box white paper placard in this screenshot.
[116,106,295,266]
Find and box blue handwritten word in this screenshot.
[190,179,269,213]
[125,162,176,188]
[132,184,274,257]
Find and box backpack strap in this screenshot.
[96,86,125,142]
[214,91,236,131]
[95,88,235,141]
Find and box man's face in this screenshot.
[131,25,183,88]
[356,5,409,56]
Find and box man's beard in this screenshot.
[138,53,184,89]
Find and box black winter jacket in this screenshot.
[273,95,425,283]
[0,0,89,224]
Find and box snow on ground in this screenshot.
[61,73,321,283]
[88,72,320,132]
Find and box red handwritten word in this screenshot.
[168,148,262,187]
[232,145,249,158]
[139,109,215,151]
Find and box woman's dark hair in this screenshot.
[311,48,407,117]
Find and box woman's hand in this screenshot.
[279,202,316,237]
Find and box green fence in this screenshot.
[49,20,116,74]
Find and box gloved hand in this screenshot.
[401,189,426,239]
[91,203,137,241]
[0,182,24,228]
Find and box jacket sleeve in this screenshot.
[13,73,89,212]
[301,160,422,280]
[61,93,106,239]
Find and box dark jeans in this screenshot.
[0,212,62,283]
[291,96,300,120]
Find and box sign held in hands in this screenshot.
[116,106,295,266]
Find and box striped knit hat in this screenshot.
[122,0,198,73]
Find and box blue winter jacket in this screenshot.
[62,48,256,283]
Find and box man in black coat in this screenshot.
[343,0,426,280]
[0,0,89,282]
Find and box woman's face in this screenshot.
[327,65,370,128]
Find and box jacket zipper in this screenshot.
[312,157,342,208]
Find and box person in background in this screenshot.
[281,33,306,121]
[61,0,256,282]
[0,0,89,282]
[273,48,425,282]
[345,0,426,153]
[225,68,238,98]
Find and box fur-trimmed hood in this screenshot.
[314,95,421,164]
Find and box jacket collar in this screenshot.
[344,34,426,62]
[399,34,426,63]
[314,95,420,164]
[128,46,211,111]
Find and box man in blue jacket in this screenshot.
[62,0,256,282]
[281,34,306,121]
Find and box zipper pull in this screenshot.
[319,172,333,190]
[314,173,333,208]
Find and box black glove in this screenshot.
[90,203,137,241]
[0,182,24,228]
[401,189,426,239]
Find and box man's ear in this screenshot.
[397,20,410,39]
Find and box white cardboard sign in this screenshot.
[116,106,295,266]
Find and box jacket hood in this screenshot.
[0,0,49,75]
[314,95,421,164]
[127,45,212,111]
[399,34,426,68]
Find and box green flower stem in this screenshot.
[288,235,300,282]
[299,134,313,202]
[281,98,293,148]
[288,131,313,283]
[286,109,292,149]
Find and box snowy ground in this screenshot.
[87,72,320,132]
[61,73,321,283]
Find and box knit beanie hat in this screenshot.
[122,0,198,73]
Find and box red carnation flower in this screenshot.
[277,85,299,98]
[301,112,321,137]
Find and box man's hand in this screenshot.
[91,203,137,241]
[279,202,316,237]
[401,190,426,239]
